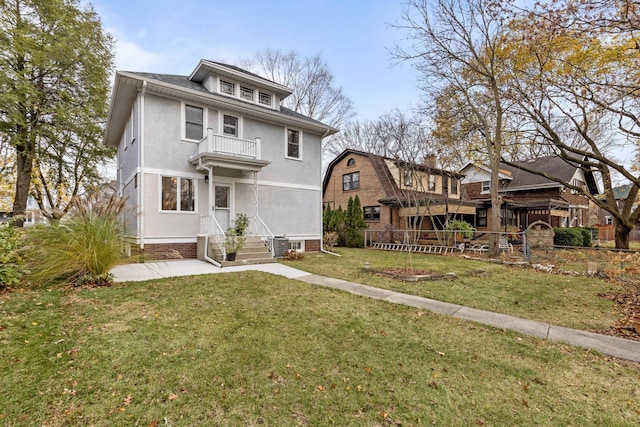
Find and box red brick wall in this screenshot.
[305,239,320,252]
[323,153,394,229]
[132,243,197,260]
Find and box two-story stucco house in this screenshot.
[104,60,337,263]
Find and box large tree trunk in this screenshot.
[614,222,632,250]
[11,142,34,228]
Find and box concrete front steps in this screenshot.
[200,235,276,267]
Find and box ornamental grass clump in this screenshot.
[24,192,126,286]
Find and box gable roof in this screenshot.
[322,149,465,205]
[502,156,599,194]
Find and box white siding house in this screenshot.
[104,60,337,262]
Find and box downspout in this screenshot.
[139,81,147,255]
[319,128,340,256]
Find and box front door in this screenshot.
[214,184,231,231]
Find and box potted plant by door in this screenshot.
[224,229,245,261]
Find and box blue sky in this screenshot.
[92,0,422,121]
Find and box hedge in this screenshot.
[553,227,595,247]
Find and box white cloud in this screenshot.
[113,36,167,72]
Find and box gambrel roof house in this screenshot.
[323,149,474,237]
[104,60,337,263]
[461,156,599,230]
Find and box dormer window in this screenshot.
[404,170,413,187]
[220,80,235,95]
[259,92,272,106]
[240,86,254,101]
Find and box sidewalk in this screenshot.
[111,259,640,363]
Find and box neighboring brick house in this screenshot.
[322,149,473,240]
[460,156,599,231]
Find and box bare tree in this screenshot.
[242,49,355,150]
[392,0,513,256]
[502,0,640,249]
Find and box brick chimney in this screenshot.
[424,154,437,168]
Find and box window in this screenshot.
[477,208,487,226]
[605,216,613,225]
[259,92,272,106]
[364,205,380,221]
[347,158,356,166]
[161,176,195,212]
[287,129,300,159]
[404,170,413,187]
[223,114,239,136]
[289,241,303,251]
[481,180,490,192]
[240,86,254,101]
[343,172,360,191]
[220,80,235,95]
[428,174,436,191]
[571,178,586,194]
[451,177,458,195]
[185,104,203,140]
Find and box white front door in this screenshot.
[214,184,231,231]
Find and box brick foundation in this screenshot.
[130,243,197,261]
[305,239,321,252]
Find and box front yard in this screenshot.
[0,250,639,425]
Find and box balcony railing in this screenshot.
[198,128,261,159]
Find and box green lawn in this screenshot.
[1,267,639,426]
[283,248,620,331]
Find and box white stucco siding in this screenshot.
[461,166,491,184]
[121,177,138,237]
[245,117,322,187]
[255,185,321,238]
[143,95,199,173]
[141,173,203,239]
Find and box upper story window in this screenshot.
[343,172,360,191]
[214,75,275,108]
[161,176,195,212]
[347,158,356,166]
[451,177,458,195]
[571,178,586,194]
[287,128,301,159]
[481,180,490,193]
[240,86,254,101]
[428,174,436,191]
[223,114,239,137]
[404,170,413,187]
[259,92,272,106]
[220,80,235,95]
[185,104,204,140]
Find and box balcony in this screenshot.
[189,128,270,173]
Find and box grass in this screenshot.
[1,270,639,426]
[282,248,620,331]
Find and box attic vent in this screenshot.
[347,158,355,166]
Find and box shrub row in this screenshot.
[553,227,598,247]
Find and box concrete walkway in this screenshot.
[111,259,640,363]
